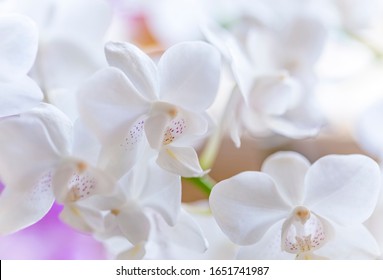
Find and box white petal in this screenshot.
[120,156,181,226]
[0,76,43,117]
[158,41,221,111]
[281,211,334,254]
[237,220,293,260]
[36,38,103,90]
[316,224,380,260]
[304,154,381,226]
[209,171,291,245]
[281,15,327,70]
[117,208,151,244]
[265,116,322,139]
[157,146,205,177]
[60,203,93,233]
[117,242,146,260]
[228,38,257,100]
[0,171,54,235]
[248,74,302,116]
[264,96,324,139]
[137,163,181,226]
[78,67,150,143]
[105,42,159,100]
[145,101,209,150]
[45,0,112,44]
[0,104,70,191]
[145,110,172,150]
[161,209,208,253]
[355,99,383,158]
[365,188,383,253]
[261,151,310,206]
[72,119,101,165]
[52,159,116,204]
[98,118,147,180]
[0,14,38,81]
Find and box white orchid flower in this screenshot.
[62,152,181,245]
[0,103,70,234]
[0,14,42,117]
[3,0,112,121]
[78,41,221,178]
[0,103,115,234]
[209,151,381,259]
[202,13,326,146]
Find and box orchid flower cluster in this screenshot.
[1,0,383,260]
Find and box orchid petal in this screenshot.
[0,104,71,191]
[78,67,150,143]
[36,38,103,91]
[248,74,302,116]
[162,209,208,253]
[0,171,54,235]
[105,41,158,100]
[261,151,310,206]
[145,101,209,150]
[237,219,293,259]
[157,146,205,177]
[0,76,43,117]
[304,154,381,226]
[117,242,146,260]
[46,0,112,44]
[158,41,221,111]
[52,159,116,204]
[59,206,91,233]
[265,116,321,139]
[209,171,291,245]
[116,208,151,244]
[355,99,383,159]
[264,96,323,139]
[281,15,327,70]
[98,118,147,180]
[316,224,380,260]
[0,14,38,81]
[120,156,181,226]
[139,164,181,226]
[145,110,172,150]
[281,211,334,254]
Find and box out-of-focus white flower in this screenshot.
[0,14,42,117]
[209,151,381,259]
[0,103,116,235]
[334,0,380,31]
[115,209,208,260]
[355,99,383,160]
[78,41,221,178]
[61,154,181,244]
[203,12,326,146]
[63,155,209,260]
[0,104,71,234]
[3,0,112,120]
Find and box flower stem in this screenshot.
[184,175,216,195]
[200,85,239,170]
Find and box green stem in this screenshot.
[200,85,239,170]
[184,175,216,195]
